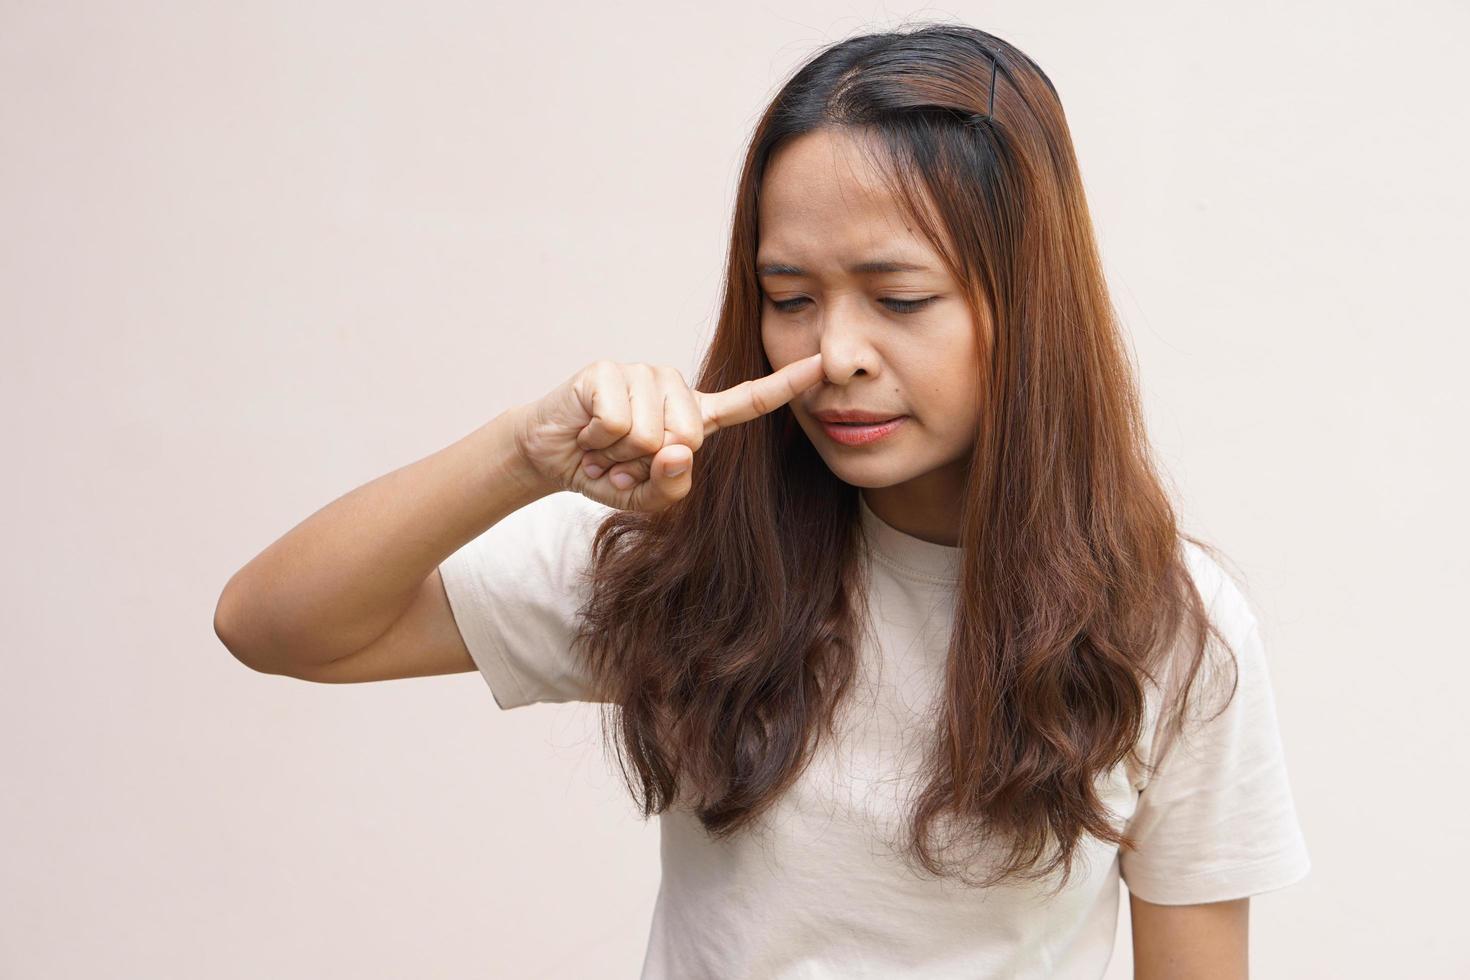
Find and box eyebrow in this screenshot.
[755,258,933,278]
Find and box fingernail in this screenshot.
[666,464,688,477]
[584,462,604,478]
[610,472,635,489]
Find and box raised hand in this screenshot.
[512,353,824,511]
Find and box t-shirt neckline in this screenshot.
[857,493,962,585]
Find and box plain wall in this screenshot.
[3,1,1466,977]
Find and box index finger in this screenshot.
[695,352,824,437]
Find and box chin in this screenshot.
[815,453,928,489]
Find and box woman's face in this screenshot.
[758,127,987,528]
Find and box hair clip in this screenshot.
[967,50,999,124]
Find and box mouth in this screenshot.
[815,415,907,446]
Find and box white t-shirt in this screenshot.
[439,490,1311,978]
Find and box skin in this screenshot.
[757,126,985,547]
[1130,895,1250,979]
[758,125,1251,976]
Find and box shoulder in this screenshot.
[1126,539,1276,788]
[1149,539,1272,729]
[1177,538,1260,643]
[507,490,619,541]
[526,489,619,521]
[443,491,617,589]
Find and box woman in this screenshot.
[216,23,1311,978]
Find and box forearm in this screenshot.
[214,404,552,672]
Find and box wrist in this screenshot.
[481,404,557,506]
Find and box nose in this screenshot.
[817,299,880,384]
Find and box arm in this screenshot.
[213,404,553,680]
[1129,892,1249,980]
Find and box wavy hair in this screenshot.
[571,22,1241,892]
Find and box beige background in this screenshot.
[4,1,1466,977]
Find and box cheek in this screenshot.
[915,338,982,433]
[759,319,791,366]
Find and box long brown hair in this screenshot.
[572,22,1241,893]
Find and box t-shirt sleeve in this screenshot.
[437,490,613,710]
[1118,548,1312,905]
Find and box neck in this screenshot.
[860,462,967,547]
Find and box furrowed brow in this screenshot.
[756,258,932,278]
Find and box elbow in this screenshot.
[213,580,286,676]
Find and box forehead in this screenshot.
[757,128,943,271]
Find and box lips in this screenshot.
[817,415,906,446]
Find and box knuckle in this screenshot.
[626,431,663,455]
[676,425,704,451]
[745,383,771,416]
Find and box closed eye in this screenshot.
[769,296,939,314]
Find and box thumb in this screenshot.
[633,444,694,511]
